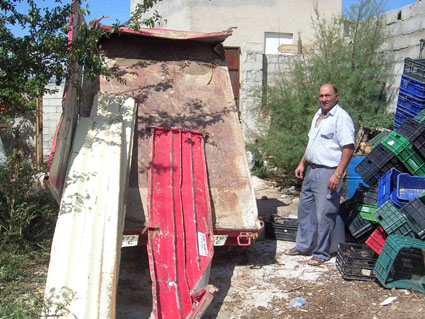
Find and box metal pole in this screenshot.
[36,96,43,170]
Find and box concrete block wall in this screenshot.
[240,43,301,141]
[382,1,425,112]
[239,42,264,142]
[42,83,64,159]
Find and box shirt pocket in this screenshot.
[320,129,334,140]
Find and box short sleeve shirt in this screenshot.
[304,104,355,167]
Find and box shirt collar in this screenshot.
[318,103,340,117]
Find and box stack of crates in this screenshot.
[394,58,425,129]
[339,70,425,285]
[339,184,378,241]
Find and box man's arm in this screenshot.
[328,144,354,190]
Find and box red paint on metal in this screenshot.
[147,127,214,319]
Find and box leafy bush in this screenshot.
[253,0,394,179]
[0,151,57,246]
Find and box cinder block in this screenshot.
[402,16,423,34]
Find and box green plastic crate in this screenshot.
[373,234,425,293]
[356,203,378,222]
[413,109,425,126]
[382,132,425,176]
[372,201,416,238]
[369,130,390,149]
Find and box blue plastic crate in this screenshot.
[400,75,425,99]
[394,103,421,129]
[377,168,404,208]
[398,88,425,114]
[397,174,425,202]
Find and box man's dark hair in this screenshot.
[319,83,338,95]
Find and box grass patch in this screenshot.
[0,242,51,318]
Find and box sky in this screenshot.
[8,0,418,37]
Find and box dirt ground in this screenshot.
[116,177,425,319]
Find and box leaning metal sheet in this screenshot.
[94,32,260,232]
[147,127,215,318]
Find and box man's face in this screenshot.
[318,85,339,114]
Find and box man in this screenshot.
[284,84,355,266]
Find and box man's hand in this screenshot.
[295,164,305,180]
[328,173,340,191]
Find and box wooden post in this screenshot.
[36,96,43,170]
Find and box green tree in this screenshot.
[253,0,394,180]
[0,0,161,122]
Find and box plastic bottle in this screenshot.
[288,297,307,308]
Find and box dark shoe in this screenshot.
[307,256,326,266]
[284,247,304,256]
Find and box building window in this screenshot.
[264,32,293,55]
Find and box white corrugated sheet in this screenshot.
[44,94,137,318]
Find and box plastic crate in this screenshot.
[336,243,378,281]
[369,130,391,149]
[397,88,425,114]
[400,74,425,98]
[354,144,406,187]
[396,118,425,160]
[382,132,425,176]
[414,109,425,126]
[373,234,425,293]
[372,200,416,238]
[365,226,388,255]
[348,214,374,239]
[352,184,378,205]
[338,199,359,226]
[265,214,298,241]
[356,203,378,222]
[377,168,404,208]
[394,103,421,129]
[399,198,425,239]
[403,58,425,83]
[397,174,425,202]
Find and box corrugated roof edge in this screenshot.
[98,24,233,44]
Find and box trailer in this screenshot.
[44,7,262,318]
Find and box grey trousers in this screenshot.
[295,166,342,260]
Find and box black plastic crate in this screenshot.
[396,118,425,160]
[354,144,406,186]
[399,198,425,239]
[348,214,375,240]
[403,58,425,83]
[352,184,378,205]
[336,243,378,281]
[265,215,298,241]
[339,198,359,226]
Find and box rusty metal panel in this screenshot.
[147,128,215,319]
[99,25,232,44]
[94,32,260,233]
[44,95,137,318]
